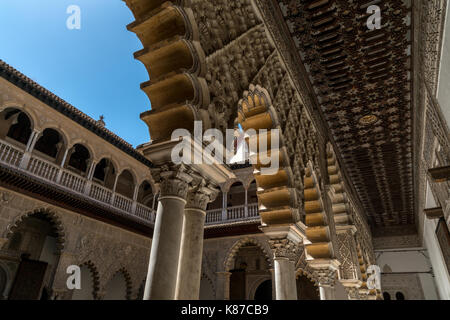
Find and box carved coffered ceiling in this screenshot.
[275,0,414,227]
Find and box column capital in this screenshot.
[268,238,302,262]
[186,184,218,211]
[308,259,341,287]
[156,165,193,200]
[312,268,337,287]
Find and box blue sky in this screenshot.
[0,0,150,147]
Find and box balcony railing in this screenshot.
[0,139,261,228]
[0,139,154,225]
[205,203,260,226]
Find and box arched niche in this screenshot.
[296,273,320,300]
[33,128,65,163]
[206,191,222,210]
[65,144,91,176]
[247,180,257,204]
[0,108,33,146]
[5,210,65,300]
[254,279,272,300]
[395,292,405,300]
[227,181,245,207]
[228,242,272,300]
[103,271,130,300]
[137,180,154,207]
[71,264,96,300]
[115,170,136,199]
[92,158,116,189]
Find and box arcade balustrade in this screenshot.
[0,139,260,227]
[0,139,154,224]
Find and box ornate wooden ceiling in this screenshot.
[277,0,414,227]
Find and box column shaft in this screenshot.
[319,285,336,300]
[274,258,297,300]
[175,208,206,299]
[144,196,186,300]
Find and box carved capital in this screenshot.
[268,238,302,262]
[156,165,192,200]
[186,184,219,211]
[345,286,360,300]
[312,268,337,287]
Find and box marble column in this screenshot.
[273,258,297,299]
[176,184,217,300]
[269,268,276,299]
[143,170,192,300]
[269,238,300,300]
[19,129,40,169]
[319,284,335,300]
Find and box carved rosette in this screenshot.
[268,238,302,262]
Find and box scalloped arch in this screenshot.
[5,208,66,253]
[104,267,133,300]
[223,237,273,271]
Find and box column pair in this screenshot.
[143,168,192,300]
[143,167,217,300]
